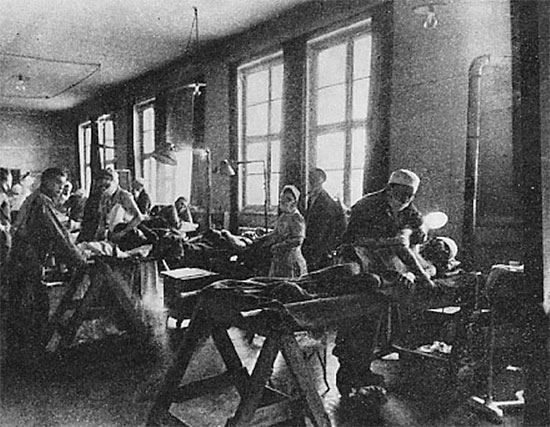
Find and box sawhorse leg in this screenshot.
[47,261,147,354]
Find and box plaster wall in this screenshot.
[0,109,77,182]
[391,0,517,266]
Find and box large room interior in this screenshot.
[0,0,549,426]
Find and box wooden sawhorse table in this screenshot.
[146,290,386,427]
[45,257,159,353]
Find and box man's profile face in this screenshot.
[43,175,67,199]
[97,178,113,194]
[175,198,188,213]
[309,170,324,190]
[389,184,415,211]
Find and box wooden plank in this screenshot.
[279,334,331,427]
[227,334,281,426]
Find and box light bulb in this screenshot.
[15,74,26,91]
[423,6,438,29]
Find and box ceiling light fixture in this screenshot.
[14,74,29,92]
[412,1,447,29]
[0,52,100,99]
[153,6,204,166]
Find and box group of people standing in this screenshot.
[262,168,347,279]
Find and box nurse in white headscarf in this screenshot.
[263,184,307,278]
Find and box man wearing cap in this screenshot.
[334,168,436,397]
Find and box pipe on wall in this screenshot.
[462,54,490,268]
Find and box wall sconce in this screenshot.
[412,1,447,29]
[219,159,269,232]
[151,143,178,166]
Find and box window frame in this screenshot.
[133,99,156,202]
[97,114,115,171]
[78,120,93,195]
[237,52,283,211]
[307,18,373,207]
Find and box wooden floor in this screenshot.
[0,311,526,427]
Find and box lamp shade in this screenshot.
[152,144,177,166]
[219,160,236,177]
[423,211,448,230]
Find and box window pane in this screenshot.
[316,132,345,170]
[143,130,154,153]
[105,121,114,147]
[351,127,366,168]
[270,99,282,134]
[105,148,115,162]
[85,140,91,165]
[246,174,264,205]
[317,43,346,88]
[174,147,193,201]
[143,108,154,131]
[270,172,280,206]
[144,158,157,201]
[352,78,370,121]
[246,70,269,105]
[350,169,364,205]
[85,167,92,196]
[317,85,346,125]
[271,140,280,173]
[324,170,344,201]
[272,64,283,100]
[246,104,268,136]
[353,35,372,80]
[245,141,267,174]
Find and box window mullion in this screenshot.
[241,75,248,208]
[344,39,354,206]
[267,68,273,206]
[308,52,319,166]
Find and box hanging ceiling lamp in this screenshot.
[412,1,447,29]
[152,7,202,166]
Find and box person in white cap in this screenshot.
[262,184,307,278]
[333,168,436,398]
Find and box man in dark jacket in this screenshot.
[302,168,346,271]
[5,167,86,365]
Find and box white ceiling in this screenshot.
[0,0,310,111]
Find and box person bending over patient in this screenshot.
[95,169,144,245]
[5,168,86,365]
[333,168,436,397]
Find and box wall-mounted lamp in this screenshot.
[423,211,448,230]
[412,1,447,29]
[151,143,178,166]
[219,159,268,232]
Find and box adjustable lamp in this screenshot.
[220,159,268,232]
[423,211,448,230]
[151,143,178,166]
